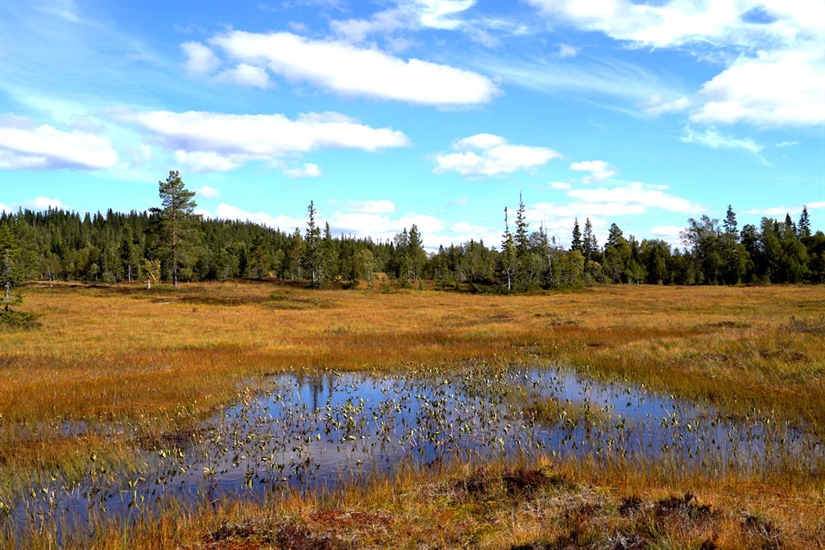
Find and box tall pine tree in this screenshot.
[152,171,202,287]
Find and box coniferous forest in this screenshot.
[1,198,822,291]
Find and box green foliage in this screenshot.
[151,171,203,287]
[0,308,41,330]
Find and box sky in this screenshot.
[1,0,823,251]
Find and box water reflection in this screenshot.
[5,365,823,540]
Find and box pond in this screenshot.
[4,363,823,542]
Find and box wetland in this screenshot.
[1,282,824,548]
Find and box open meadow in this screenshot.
[1,281,824,548]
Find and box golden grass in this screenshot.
[1,281,824,548]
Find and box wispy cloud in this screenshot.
[680,126,764,158]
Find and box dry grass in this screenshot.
[1,281,824,548]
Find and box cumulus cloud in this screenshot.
[526,0,825,127]
[116,110,409,173]
[680,126,763,155]
[1,196,68,213]
[181,41,221,76]
[195,185,220,199]
[526,0,820,50]
[434,133,561,177]
[215,63,272,89]
[207,31,497,106]
[567,181,704,214]
[690,47,825,127]
[0,115,118,170]
[283,163,321,178]
[570,160,615,184]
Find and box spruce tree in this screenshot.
[304,201,322,287]
[571,218,582,252]
[798,206,811,238]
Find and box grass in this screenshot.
[1,280,824,548]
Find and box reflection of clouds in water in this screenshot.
[12,366,823,539]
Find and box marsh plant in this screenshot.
[3,363,822,547]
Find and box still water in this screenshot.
[6,364,823,539]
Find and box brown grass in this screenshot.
[1,281,824,548]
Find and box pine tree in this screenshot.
[152,171,201,287]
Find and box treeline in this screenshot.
[0,201,822,291]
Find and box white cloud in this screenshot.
[208,31,498,106]
[2,196,68,212]
[746,201,825,216]
[642,94,691,116]
[283,163,321,178]
[557,43,579,58]
[526,1,825,128]
[0,115,118,170]
[174,150,242,172]
[526,0,822,50]
[331,8,409,43]
[483,54,686,106]
[570,160,615,184]
[344,200,396,214]
[647,225,686,248]
[116,110,409,172]
[181,41,221,76]
[690,47,825,127]
[565,181,704,215]
[25,196,67,211]
[549,181,571,190]
[680,126,763,155]
[412,0,476,30]
[775,141,799,148]
[434,133,561,177]
[215,64,272,89]
[195,185,220,199]
[453,133,507,151]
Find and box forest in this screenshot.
[1,190,822,293]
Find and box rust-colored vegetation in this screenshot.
[1,281,823,548]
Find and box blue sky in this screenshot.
[1,0,823,250]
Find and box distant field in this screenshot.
[1,281,824,548]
